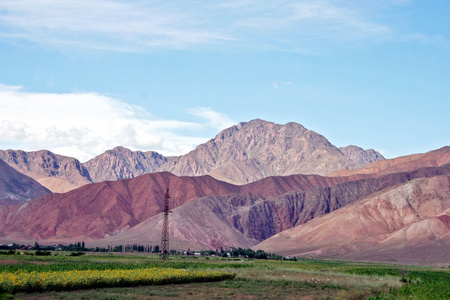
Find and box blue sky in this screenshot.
[0,0,449,162]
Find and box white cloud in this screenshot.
[0,84,228,161]
[0,83,23,91]
[0,0,232,51]
[0,0,395,52]
[229,1,392,45]
[188,107,235,131]
[377,149,387,156]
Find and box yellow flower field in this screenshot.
[0,268,236,293]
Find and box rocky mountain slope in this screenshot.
[0,171,353,243]
[339,145,385,166]
[0,119,384,193]
[255,174,450,265]
[2,160,448,253]
[160,119,384,183]
[93,163,450,251]
[0,159,51,205]
[0,149,91,193]
[83,146,170,183]
[0,172,238,242]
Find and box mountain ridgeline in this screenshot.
[0,119,384,193]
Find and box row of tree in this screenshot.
[1,242,293,260]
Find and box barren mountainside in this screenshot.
[83,146,170,182]
[0,149,91,193]
[0,172,240,241]
[255,174,450,265]
[0,170,347,242]
[88,163,450,251]
[0,159,51,205]
[331,146,450,177]
[339,145,385,166]
[0,119,384,191]
[0,145,448,265]
[161,119,384,183]
[1,162,449,251]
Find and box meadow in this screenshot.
[0,251,448,299]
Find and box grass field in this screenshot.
[0,252,448,299]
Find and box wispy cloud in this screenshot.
[0,0,397,52]
[0,84,232,161]
[230,1,392,52]
[0,0,232,51]
[188,107,235,130]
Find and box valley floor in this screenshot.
[1,252,449,299]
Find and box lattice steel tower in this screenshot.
[160,188,171,260]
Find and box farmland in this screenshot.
[0,252,449,299]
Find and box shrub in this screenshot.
[34,251,51,256]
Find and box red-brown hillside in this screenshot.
[0,169,376,242]
[331,146,450,177]
[255,174,450,265]
[0,172,238,240]
[93,163,450,250]
[2,160,449,248]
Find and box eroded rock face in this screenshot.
[0,170,348,242]
[2,162,448,251]
[163,164,450,249]
[0,159,51,205]
[83,146,170,182]
[255,173,450,265]
[0,147,171,193]
[0,172,239,240]
[161,119,384,183]
[89,164,450,252]
[0,149,92,192]
[339,145,384,166]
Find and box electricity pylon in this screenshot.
[160,188,171,260]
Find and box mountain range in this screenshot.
[0,119,448,265]
[0,119,383,194]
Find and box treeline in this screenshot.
[211,247,295,261]
[94,244,160,253]
[0,242,294,260]
[1,242,161,253]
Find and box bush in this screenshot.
[34,251,51,256]
[69,252,85,257]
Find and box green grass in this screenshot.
[1,253,448,299]
[389,270,450,300]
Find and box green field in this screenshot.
[0,252,448,299]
